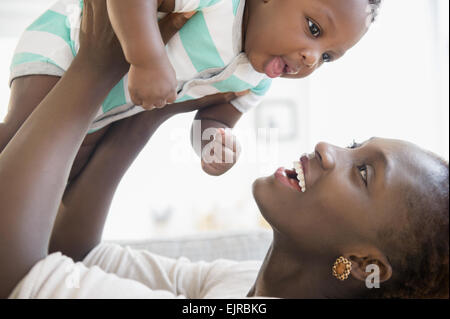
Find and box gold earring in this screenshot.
[332,257,352,281]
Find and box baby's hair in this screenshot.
[368,0,382,23]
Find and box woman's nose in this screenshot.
[315,142,336,170]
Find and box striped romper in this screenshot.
[10,0,272,133]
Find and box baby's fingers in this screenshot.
[212,146,238,164]
[166,91,177,104]
[130,91,143,107]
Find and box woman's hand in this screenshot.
[77,0,128,80]
[78,0,196,87]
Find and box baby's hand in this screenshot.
[201,128,242,176]
[128,58,177,110]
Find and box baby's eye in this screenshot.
[358,165,368,186]
[307,18,321,38]
[322,53,332,63]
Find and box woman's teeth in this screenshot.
[293,161,306,193]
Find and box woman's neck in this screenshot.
[248,231,336,299]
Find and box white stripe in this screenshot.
[49,0,79,16]
[123,73,132,105]
[91,105,145,132]
[14,30,74,70]
[233,62,266,87]
[166,33,198,84]
[174,0,201,12]
[184,84,221,99]
[230,91,262,113]
[203,0,235,64]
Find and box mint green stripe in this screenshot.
[199,0,222,9]
[179,12,225,72]
[251,78,272,96]
[213,76,272,97]
[232,0,240,15]
[102,79,127,113]
[212,75,253,93]
[176,95,195,103]
[11,52,59,69]
[26,10,75,56]
[88,127,102,134]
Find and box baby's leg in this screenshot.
[1,75,109,181]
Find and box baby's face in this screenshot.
[244,0,371,79]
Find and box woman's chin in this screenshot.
[252,175,288,230]
[253,174,310,242]
[252,176,273,216]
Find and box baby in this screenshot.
[8,0,381,176]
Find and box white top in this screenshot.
[9,243,262,299]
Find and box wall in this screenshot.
[0,0,448,240]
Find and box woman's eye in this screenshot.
[358,165,368,186]
[322,53,332,63]
[307,19,321,38]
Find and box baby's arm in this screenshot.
[107,0,178,109]
[191,102,244,176]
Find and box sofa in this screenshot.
[110,230,273,262]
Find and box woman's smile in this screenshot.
[274,152,316,193]
[274,167,303,193]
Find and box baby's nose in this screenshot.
[301,49,321,68]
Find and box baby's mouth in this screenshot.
[264,56,285,78]
[264,56,300,78]
[283,63,300,75]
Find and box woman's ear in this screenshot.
[344,249,393,284]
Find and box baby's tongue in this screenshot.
[264,57,284,78]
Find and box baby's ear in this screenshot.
[344,249,392,284]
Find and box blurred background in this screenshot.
[1,0,448,240]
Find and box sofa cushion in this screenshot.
[110,230,273,262]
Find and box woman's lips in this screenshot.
[264,56,285,78]
[274,167,303,193]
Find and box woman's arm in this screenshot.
[49,92,245,262]
[0,0,128,298]
[48,10,198,261]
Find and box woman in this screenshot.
[0,0,448,299]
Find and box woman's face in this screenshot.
[253,138,433,255]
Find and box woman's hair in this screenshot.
[374,152,449,299]
[368,0,382,23]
